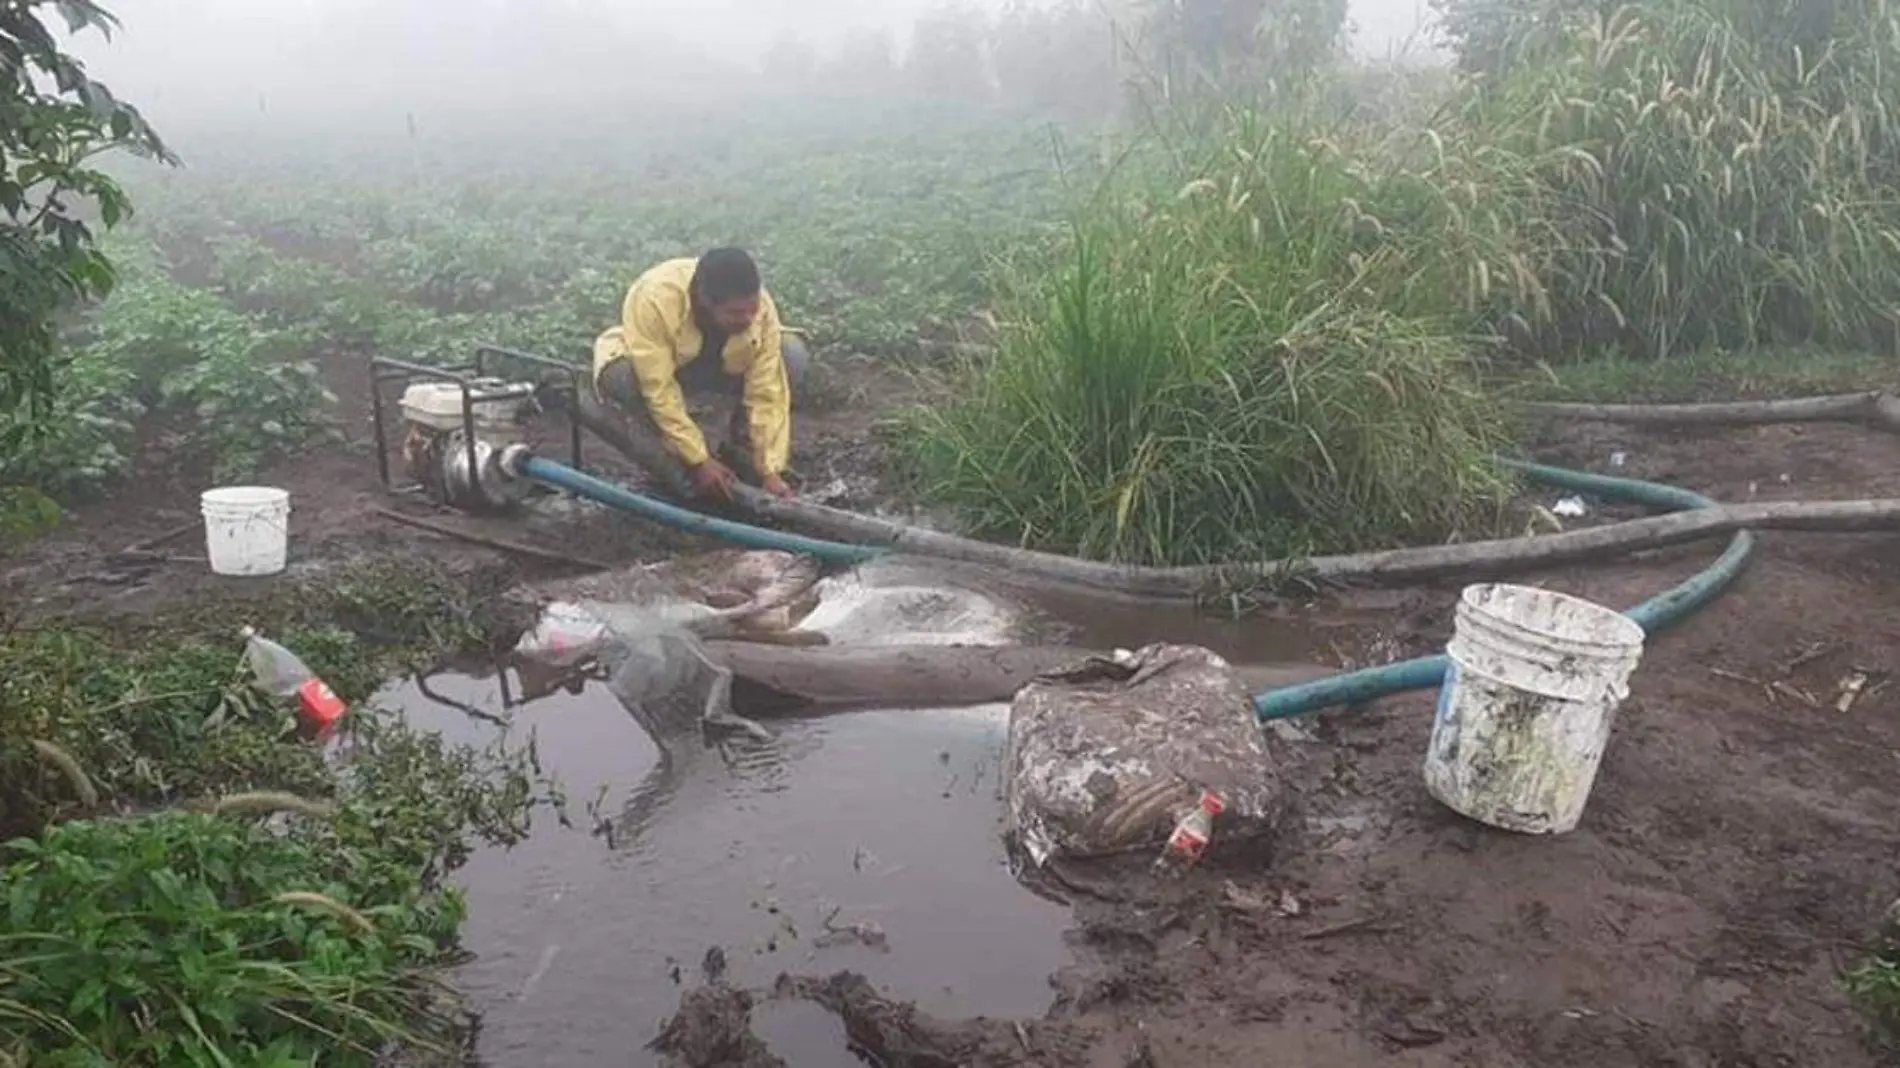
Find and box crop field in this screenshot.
[9,0,1900,1063]
[0,112,1072,499]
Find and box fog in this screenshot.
[63,0,1443,149]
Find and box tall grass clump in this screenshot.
[899,109,1524,566]
[1461,0,1900,358]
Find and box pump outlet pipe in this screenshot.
[511,451,1754,721]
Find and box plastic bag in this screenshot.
[511,601,614,669]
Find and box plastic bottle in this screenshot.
[240,626,346,733]
[1157,789,1225,871]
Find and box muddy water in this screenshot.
[378,558,1349,1065]
[381,672,1061,1067]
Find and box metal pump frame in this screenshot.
[369,345,590,496]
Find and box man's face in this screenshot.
[707,295,760,335]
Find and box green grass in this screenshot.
[895,111,1523,565]
[1848,906,1900,1052]
[898,0,1900,564]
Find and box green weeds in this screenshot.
[896,98,1537,564]
[0,556,551,1063]
[900,0,1900,563]
[1,812,459,1067]
[896,121,1521,563]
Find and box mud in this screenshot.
[0,349,909,625]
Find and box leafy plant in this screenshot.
[0,812,455,1067]
[0,556,557,1065]
[0,0,173,440]
[0,241,336,494]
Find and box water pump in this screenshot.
[396,378,538,511]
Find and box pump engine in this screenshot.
[397,379,538,512]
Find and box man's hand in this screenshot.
[761,473,794,499]
[691,458,738,500]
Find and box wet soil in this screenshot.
[961,419,1900,1068]
[9,340,1900,1066]
[0,349,916,624]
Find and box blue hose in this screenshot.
[518,455,884,565]
[519,453,1754,721]
[1252,460,1755,720]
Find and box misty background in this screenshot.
[61,0,1443,150]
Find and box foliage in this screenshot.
[0,239,335,495]
[0,556,523,839]
[898,108,1519,565]
[1129,0,1350,95]
[899,0,1900,560]
[0,813,457,1067]
[0,624,332,833]
[1462,0,1900,359]
[113,118,1076,373]
[22,0,1900,561]
[1849,907,1900,1046]
[0,0,172,442]
[0,558,553,1065]
[0,486,59,549]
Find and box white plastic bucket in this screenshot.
[1424,583,1645,835]
[200,486,291,576]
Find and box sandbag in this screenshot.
[1004,643,1299,867]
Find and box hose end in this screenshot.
[499,444,536,478]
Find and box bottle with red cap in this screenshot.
[240,626,347,735]
[1157,789,1225,871]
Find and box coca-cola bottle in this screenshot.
[240,626,346,735]
[1157,790,1225,871]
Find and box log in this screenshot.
[702,640,1336,713]
[1273,497,1900,582]
[1525,391,1900,432]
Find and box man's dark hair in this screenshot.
[694,247,762,305]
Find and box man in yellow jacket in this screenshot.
[591,248,809,501]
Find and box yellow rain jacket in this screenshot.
[591,257,792,478]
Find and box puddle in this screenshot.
[751,1000,856,1066]
[1018,582,1372,665]
[369,555,1348,1065]
[378,671,1067,1068]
